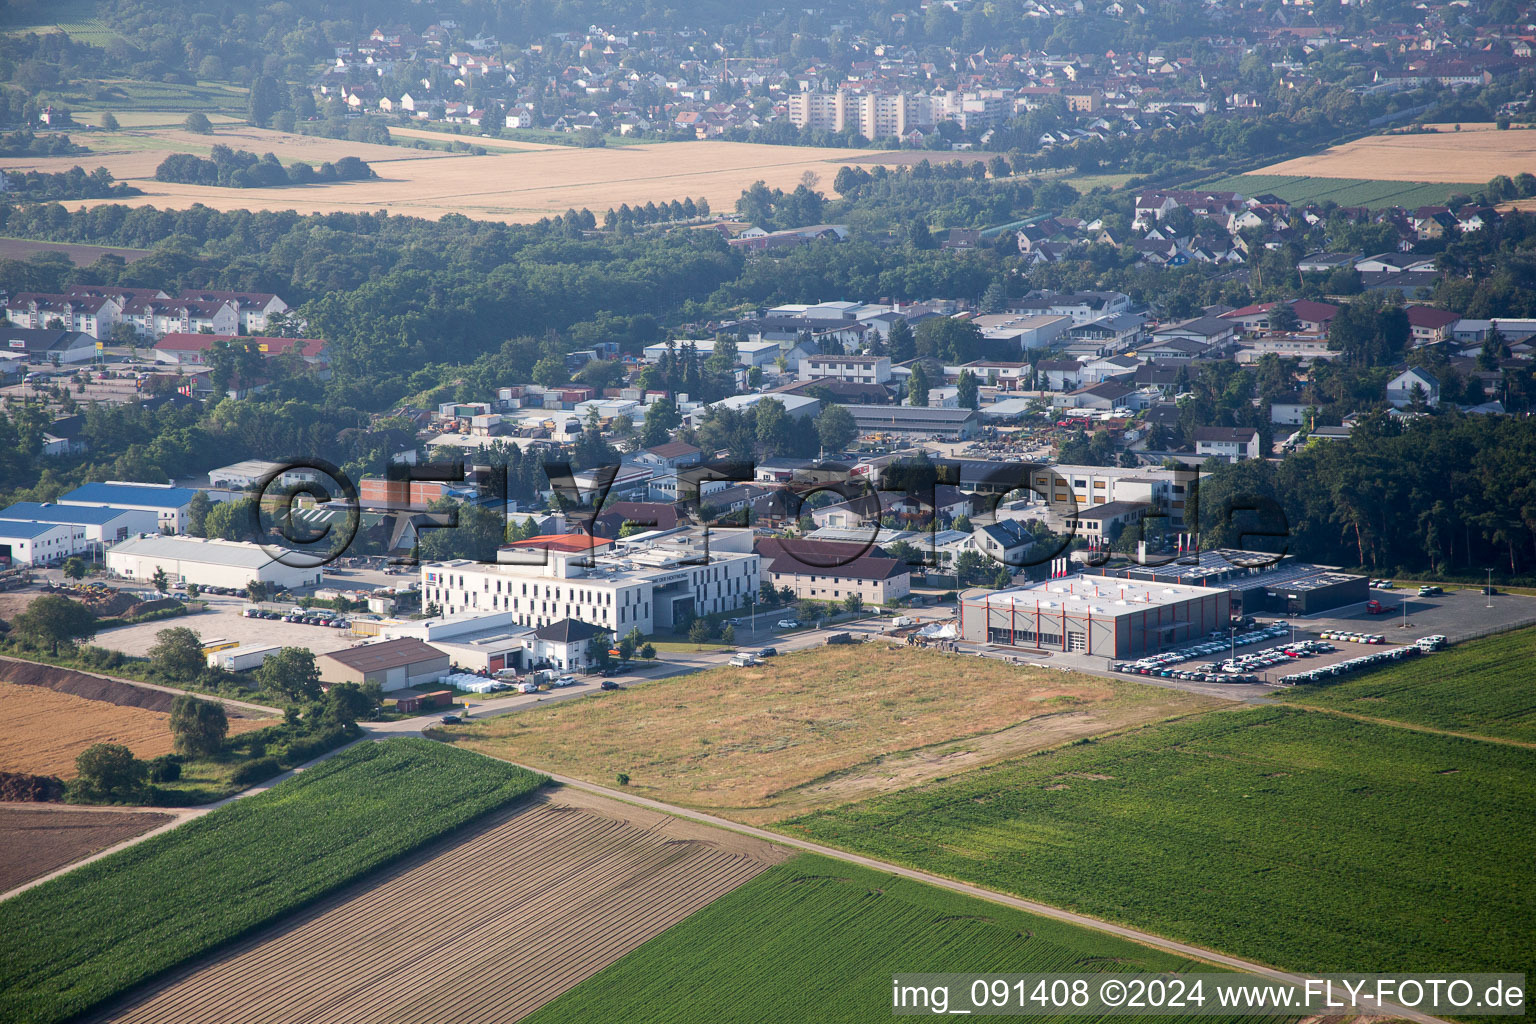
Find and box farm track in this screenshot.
[87,787,789,1024]
[1290,703,1536,749]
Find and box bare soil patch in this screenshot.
[88,786,788,1024]
[0,675,267,777]
[0,657,174,711]
[0,237,151,266]
[0,681,178,776]
[442,644,1217,824]
[1257,124,1536,183]
[0,804,173,892]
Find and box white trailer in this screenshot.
[208,644,281,672]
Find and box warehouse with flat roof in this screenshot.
[105,535,322,591]
[959,574,1230,659]
[1082,549,1367,616]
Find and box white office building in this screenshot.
[420,528,761,634]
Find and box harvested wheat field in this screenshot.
[439,644,1218,824]
[0,805,174,893]
[0,124,441,181]
[1257,123,1536,183]
[88,786,789,1024]
[6,123,896,223]
[0,680,266,777]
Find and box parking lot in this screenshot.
[93,594,360,658]
[0,361,161,411]
[1299,584,1536,644]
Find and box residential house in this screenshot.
[1386,366,1440,408]
[1193,426,1260,461]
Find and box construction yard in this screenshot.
[438,644,1219,824]
[86,786,789,1024]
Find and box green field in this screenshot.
[1284,626,1536,743]
[785,707,1535,982]
[0,739,546,1024]
[1206,173,1477,209]
[527,853,1279,1024]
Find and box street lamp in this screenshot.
[1487,568,1494,609]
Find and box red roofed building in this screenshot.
[151,333,328,367]
[1406,306,1460,344]
[501,533,614,555]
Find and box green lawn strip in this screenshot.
[525,852,1282,1024]
[1283,626,1536,744]
[0,738,546,1024]
[781,706,1535,985]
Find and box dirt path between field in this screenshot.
[473,761,1454,1024]
[3,700,1454,1024]
[1285,703,1536,750]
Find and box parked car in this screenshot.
[553,675,578,687]
[776,619,800,629]
[1417,585,1442,596]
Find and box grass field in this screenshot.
[0,738,546,1024]
[1283,626,1536,744]
[1204,173,1475,209]
[89,787,786,1024]
[1253,123,1536,185]
[785,706,1536,981]
[439,644,1219,824]
[527,853,1277,1024]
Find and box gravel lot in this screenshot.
[93,596,359,658]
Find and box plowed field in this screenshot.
[0,805,173,892]
[89,786,789,1024]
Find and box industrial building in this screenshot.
[0,520,82,567]
[959,574,1231,659]
[844,405,980,440]
[1082,550,1368,616]
[58,481,202,532]
[0,502,156,557]
[105,535,323,591]
[317,638,451,691]
[356,609,536,675]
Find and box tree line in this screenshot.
[155,148,373,189]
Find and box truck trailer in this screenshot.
[208,644,281,672]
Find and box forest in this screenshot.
[1192,413,1536,576]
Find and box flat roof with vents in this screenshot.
[972,574,1228,618]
